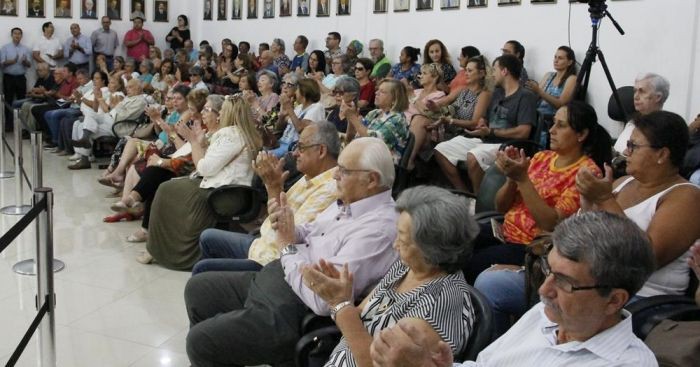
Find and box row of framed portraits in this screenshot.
[205,0,595,20]
[0,0,173,22]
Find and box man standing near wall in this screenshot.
[91,16,119,70]
[1,27,33,130]
[32,22,63,69]
[123,17,154,64]
[64,23,92,70]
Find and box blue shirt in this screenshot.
[159,111,180,144]
[290,52,309,72]
[63,34,92,65]
[0,42,32,75]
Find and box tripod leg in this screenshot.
[575,52,595,101]
[597,49,627,121]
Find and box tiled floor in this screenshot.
[0,135,191,366]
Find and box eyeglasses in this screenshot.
[202,106,217,113]
[282,82,297,88]
[355,66,365,71]
[625,140,659,154]
[337,165,372,177]
[540,257,612,293]
[294,143,321,153]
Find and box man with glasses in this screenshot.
[368,38,391,80]
[91,16,119,70]
[370,211,658,367]
[324,31,343,73]
[185,136,399,366]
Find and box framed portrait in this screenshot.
[54,0,71,18]
[373,0,387,13]
[247,0,257,18]
[204,0,212,20]
[317,0,329,16]
[337,0,350,15]
[416,0,431,10]
[297,0,309,16]
[81,0,97,18]
[467,0,487,7]
[394,0,409,12]
[130,0,145,20]
[106,0,121,19]
[262,0,273,18]
[279,0,290,16]
[497,0,520,5]
[532,0,555,3]
[154,0,167,22]
[231,0,241,18]
[0,0,17,16]
[440,0,459,9]
[217,0,226,20]
[27,0,45,17]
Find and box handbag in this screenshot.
[645,319,700,366]
[523,234,553,308]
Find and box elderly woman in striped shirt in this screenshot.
[302,185,479,367]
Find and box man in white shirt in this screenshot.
[370,211,659,367]
[32,22,63,68]
[613,73,668,154]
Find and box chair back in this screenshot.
[608,86,636,123]
[459,284,496,362]
[474,166,506,214]
[393,131,416,196]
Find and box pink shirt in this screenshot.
[123,28,154,60]
[405,89,445,123]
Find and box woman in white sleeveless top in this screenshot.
[577,110,700,297]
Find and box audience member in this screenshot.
[91,17,119,69]
[32,22,63,68]
[501,40,529,86]
[290,35,310,73]
[344,39,362,74]
[124,17,155,63]
[271,38,291,75]
[388,46,421,87]
[423,39,456,86]
[270,78,325,157]
[64,24,91,70]
[324,31,343,73]
[166,15,191,50]
[2,27,32,127]
[327,75,358,133]
[369,39,391,80]
[354,57,375,113]
[405,63,446,169]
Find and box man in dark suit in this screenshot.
[297,0,309,15]
[247,0,256,18]
[231,0,241,18]
[217,0,226,20]
[154,1,167,21]
[417,0,431,10]
[28,0,44,17]
[203,0,212,19]
[338,0,349,14]
[81,0,96,18]
[263,0,272,17]
[317,0,328,15]
[107,0,120,19]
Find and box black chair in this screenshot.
[93,113,149,160]
[627,295,700,340]
[607,85,636,124]
[393,132,416,197]
[460,284,497,361]
[207,184,264,230]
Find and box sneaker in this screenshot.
[68,153,82,161]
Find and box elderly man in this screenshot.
[36,67,90,149]
[70,78,146,169]
[192,121,340,274]
[25,65,77,133]
[290,35,309,73]
[91,17,119,69]
[256,50,279,77]
[2,27,32,128]
[15,63,57,131]
[123,17,154,63]
[63,24,91,70]
[369,38,390,80]
[185,137,399,366]
[613,73,669,154]
[371,211,658,367]
[32,22,63,68]
[82,0,96,18]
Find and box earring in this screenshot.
[657,160,662,164]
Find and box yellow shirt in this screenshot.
[248,167,338,265]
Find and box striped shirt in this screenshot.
[325,261,475,367]
[461,303,658,367]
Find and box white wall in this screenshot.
[3,0,699,135]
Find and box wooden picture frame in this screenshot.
[373,0,387,13]
[247,0,257,18]
[416,0,432,10]
[154,0,168,22]
[231,0,242,18]
[106,0,121,19]
[498,0,520,5]
[54,0,71,18]
[81,0,98,18]
[262,0,273,18]
[394,0,409,12]
[217,0,227,20]
[317,0,329,16]
[337,0,350,15]
[130,0,145,20]
[467,0,487,7]
[279,0,290,16]
[440,0,459,9]
[0,0,18,16]
[297,0,310,16]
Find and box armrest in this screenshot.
[112,118,145,138]
[207,184,262,223]
[294,325,342,367]
[301,313,335,335]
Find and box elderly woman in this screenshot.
[246,70,280,119]
[345,79,410,165]
[303,185,478,367]
[271,38,291,75]
[464,101,612,284]
[166,14,191,50]
[344,40,363,74]
[388,46,421,87]
[423,40,456,86]
[328,76,360,133]
[270,78,325,157]
[141,95,263,269]
[317,55,347,108]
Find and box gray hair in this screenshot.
[553,211,655,298]
[353,137,395,188]
[396,186,479,273]
[635,72,670,105]
[334,76,360,104]
[257,69,279,91]
[272,38,286,51]
[283,72,299,85]
[140,59,154,73]
[308,121,341,159]
[370,38,384,50]
[206,94,225,113]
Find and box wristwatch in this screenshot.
[156,158,164,167]
[330,301,353,321]
[280,244,298,257]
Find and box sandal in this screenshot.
[135,250,153,264]
[103,211,142,223]
[98,176,124,189]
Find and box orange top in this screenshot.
[503,151,601,244]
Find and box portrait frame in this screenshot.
[217,0,227,20]
[531,0,556,3]
[297,0,309,16]
[80,0,97,18]
[497,0,520,6]
[440,0,459,9]
[316,0,329,17]
[105,0,121,20]
[262,0,273,18]
[231,0,242,19]
[203,0,212,20]
[279,0,290,16]
[336,0,350,15]
[416,0,432,10]
[130,0,145,20]
[393,0,409,12]
[27,0,45,17]
[0,0,18,16]
[247,0,257,19]
[153,0,168,22]
[54,0,72,18]
[467,0,487,7]
[373,0,387,13]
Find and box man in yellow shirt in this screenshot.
[192,121,339,274]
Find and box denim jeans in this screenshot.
[191,229,262,275]
[45,108,81,144]
[474,267,528,337]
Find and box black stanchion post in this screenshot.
[1,110,30,215]
[31,131,42,188]
[0,95,14,179]
[35,188,56,367]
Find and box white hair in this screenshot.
[635,72,670,105]
[352,137,395,188]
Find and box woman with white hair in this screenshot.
[271,38,291,75]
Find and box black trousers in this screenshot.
[3,73,27,130]
[133,166,175,229]
[185,260,309,367]
[463,221,527,284]
[30,102,61,133]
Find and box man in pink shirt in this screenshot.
[123,17,154,63]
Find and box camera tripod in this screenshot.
[575,0,628,121]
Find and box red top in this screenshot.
[123,29,154,61]
[359,80,375,109]
[57,76,78,99]
[449,69,468,92]
[502,151,601,244]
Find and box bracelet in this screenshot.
[330,300,353,321]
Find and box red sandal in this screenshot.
[103,211,142,223]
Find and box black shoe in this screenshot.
[71,137,92,149]
[68,156,91,170]
[43,143,57,150]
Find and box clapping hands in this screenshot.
[301,259,354,307]
[495,146,530,182]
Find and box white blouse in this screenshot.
[197,125,255,189]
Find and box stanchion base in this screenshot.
[1,205,32,215]
[0,171,14,179]
[12,259,66,275]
